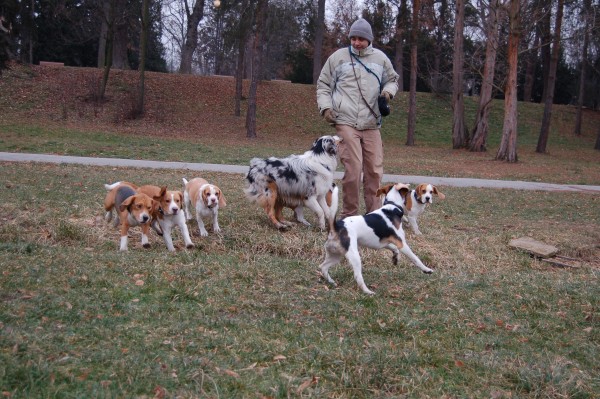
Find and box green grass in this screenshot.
[1,163,598,397]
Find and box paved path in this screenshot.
[2,152,599,193]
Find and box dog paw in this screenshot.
[200,230,209,237]
[186,243,195,249]
[423,268,433,274]
[143,243,151,248]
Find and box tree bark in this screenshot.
[136,0,149,117]
[496,0,520,162]
[393,0,408,92]
[112,0,130,69]
[539,1,551,104]
[406,0,420,146]
[574,0,591,136]
[179,0,205,74]
[97,0,110,68]
[451,0,468,149]
[469,0,501,152]
[100,0,116,99]
[312,0,325,84]
[536,0,564,153]
[431,0,447,93]
[595,125,600,150]
[522,32,539,102]
[246,0,268,138]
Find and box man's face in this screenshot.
[350,36,369,51]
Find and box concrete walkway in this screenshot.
[1,152,599,193]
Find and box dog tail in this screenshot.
[182,177,188,189]
[104,181,122,191]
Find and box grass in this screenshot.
[1,162,599,398]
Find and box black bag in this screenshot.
[378,95,390,117]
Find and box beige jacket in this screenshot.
[317,44,399,130]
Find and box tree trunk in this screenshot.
[394,0,408,92]
[595,125,600,150]
[136,0,149,117]
[540,2,551,104]
[97,0,110,68]
[496,0,520,162]
[246,0,268,138]
[112,0,129,69]
[179,0,205,74]
[574,0,591,136]
[312,0,325,84]
[406,0,419,146]
[431,0,447,93]
[469,0,501,152]
[235,36,247,117]
[536,0,564,153]
[451,0,468,149]
[99,0,116,100]
[522,32,539,102]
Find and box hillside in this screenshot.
[1,62,599,184]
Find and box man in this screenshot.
[317,18,399,218]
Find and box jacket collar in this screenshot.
[350,43,373,58]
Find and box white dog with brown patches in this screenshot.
[182,177,226,236]
[137,185,194,252]
[403,183,445,235]
[319,183,433,295]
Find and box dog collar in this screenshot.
[414,191,426,204]
[158,206,165,215]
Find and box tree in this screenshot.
[574,0,591,136]
[469,0,502,152]
[393,0,408,92]
[496,0,520,162]
[451,0,468,149]
[180,0,206,74]
[312,0,325,84]
[536,0,564,153]
[136,0,150,117]
[406,0,420,146]
[246,0,268,138]
[235,0,253,117]
[100,0,116,99]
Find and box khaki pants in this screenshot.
[336,125,383,217]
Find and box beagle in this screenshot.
[319,183,433,295]
[137,185,194,252]
[104,181,163,236]
[403,183,445,235]
[182,177,226,236]
[103,184,158,251]
[104,181,138,226]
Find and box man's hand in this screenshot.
[381,91,392,102]
[323,109,336,124]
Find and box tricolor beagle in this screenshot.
[403,183,445,235]
[104,184,158,251]
[137,185,194,252]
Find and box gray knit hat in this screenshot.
[348,18,373,43]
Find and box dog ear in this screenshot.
[399,187,410,199]
[152,199,161,214]
[218,190,227,208]
[433,186,445,199]
[119,195,135,213]
[159,186,167,198]
[376,184,394,197]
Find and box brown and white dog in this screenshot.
[137,185,194,252]
[182,177,226,236]
[104,181,163,236]
[319,183,433,295]
[104,184,158,251]
[271,183,338,228]
[403,183,445,235]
